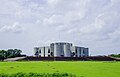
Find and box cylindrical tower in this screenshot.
[54,43,63,57]
[64,43,72,57]
[50,42,73,57]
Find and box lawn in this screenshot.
[0,61,120,77]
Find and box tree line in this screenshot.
[0,49,22,61]
[110,54,120,58]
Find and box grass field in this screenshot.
[0,61,120,77]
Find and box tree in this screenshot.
[7,49,15,58]
[0,50,7,61]
[14,49,22,57]
[110,54,120,58]
[7,49,22,58]
[0,49,22,61]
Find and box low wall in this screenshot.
[20,56,120,61]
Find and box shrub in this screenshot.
[0,72,76,77]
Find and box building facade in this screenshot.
[34,42,89,57]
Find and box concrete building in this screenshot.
[50,43,72,57]
[71,46,88,57]
[34,46,50,57]
[34,42,89,57]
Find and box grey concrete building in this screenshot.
[34,42,89,57]
[34,46,50,57]
[50,43,72,57]
[71,46,89,57]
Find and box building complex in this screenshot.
[34,42,89,57]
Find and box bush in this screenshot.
[0,72,76,77]
[110,54,120,58]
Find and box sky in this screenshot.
[0,0,120,56]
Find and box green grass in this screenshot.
[0,61,120,77]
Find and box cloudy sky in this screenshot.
[0,0,120,55]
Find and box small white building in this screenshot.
[34,42,89,57]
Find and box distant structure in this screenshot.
[34,42,89,57]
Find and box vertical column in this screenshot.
[45,47,50,57]
[81,47,84,57]
[64,43,71,57]
[54,43,61,57]
[71,46,75,57]
[75,47,78,57]
[45,47,48,57]
[77,47,80,57]
[84,48,89,57]
[41,47,45,57]
[38,48,41,57]
[50,43,54,57]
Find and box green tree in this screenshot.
[110,54,120,58]
[14,49,22,57]
[7,49,22,58]
[0,50,7,61]
[0,49,22,61]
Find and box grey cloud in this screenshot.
[0,0,120,55]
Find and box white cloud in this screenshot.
[0,22,23,33]
[0,0,120,55]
